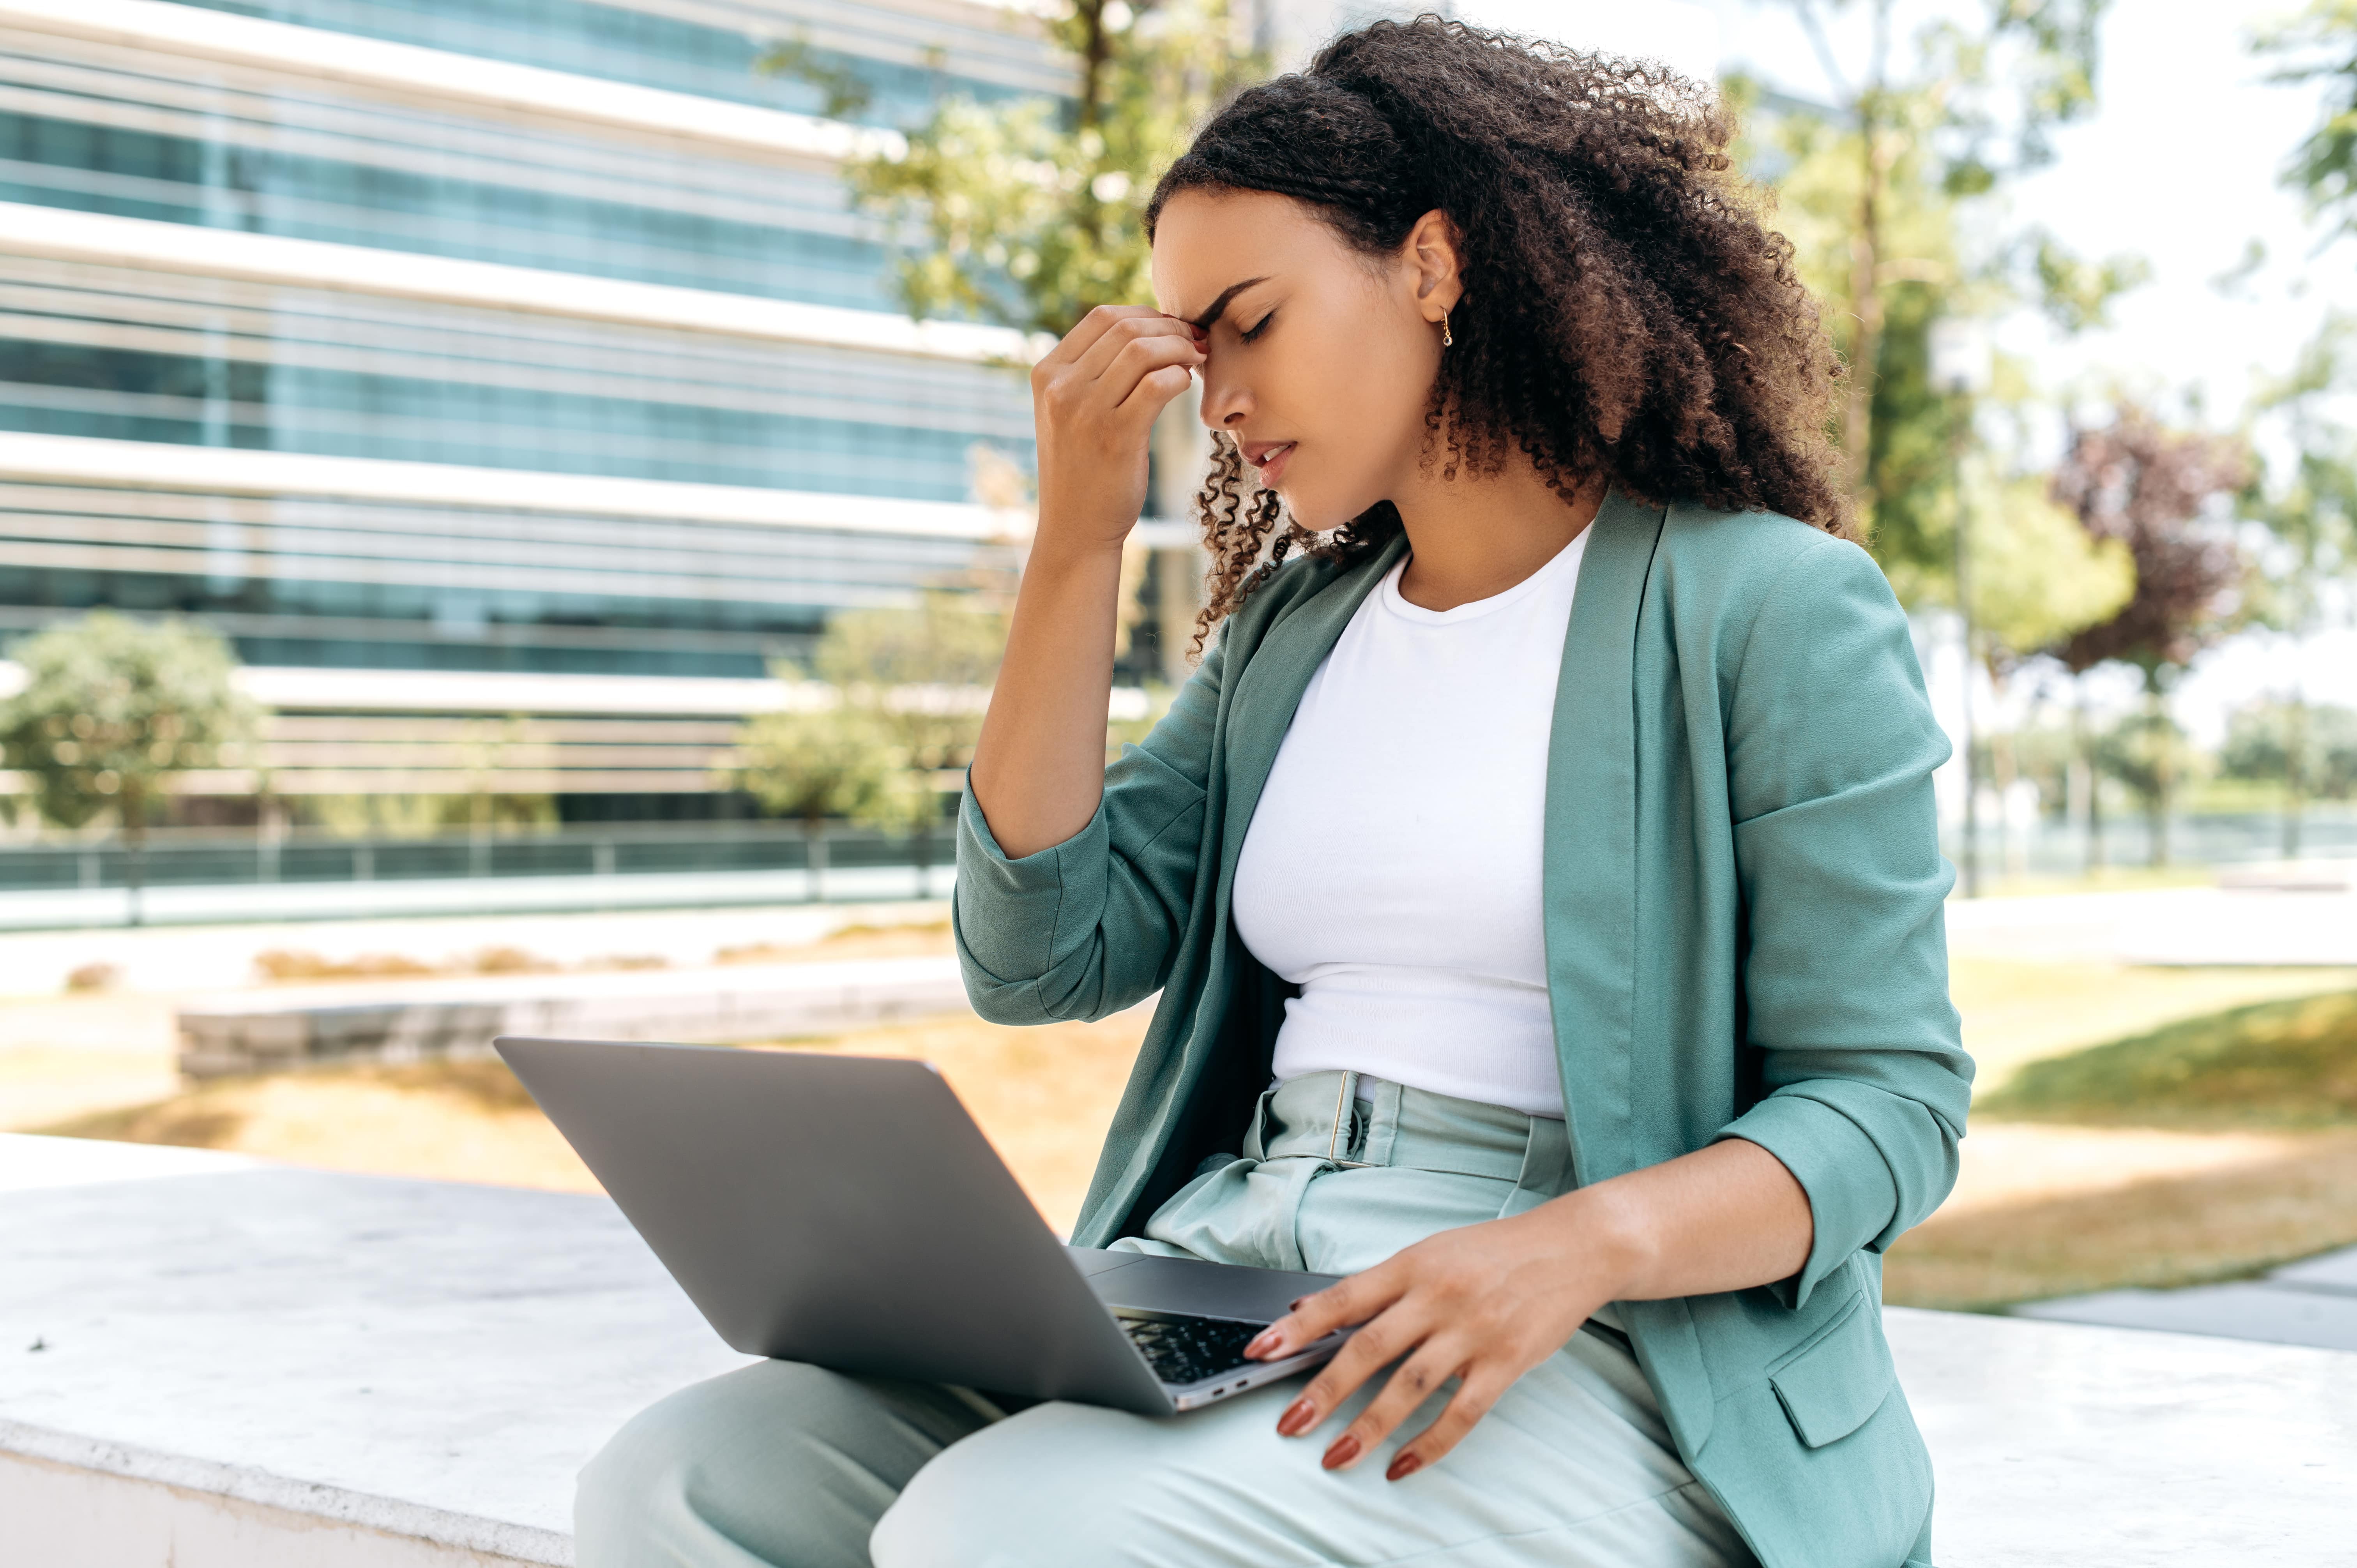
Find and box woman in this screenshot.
[580,16,1969,1568]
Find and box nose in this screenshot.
[1195,348,1252,433]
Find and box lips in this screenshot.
[1242,441,1296,482]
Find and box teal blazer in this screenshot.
[953,491,1971,1568]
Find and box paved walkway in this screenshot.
[2016,1245,2357,1352]
[0,898,951,997]
[4,1135,2353,1567]
[1944,882,2357,966]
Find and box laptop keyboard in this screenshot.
[1118,1312,1267,1388]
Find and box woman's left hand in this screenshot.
[1240,1195,1637,1481]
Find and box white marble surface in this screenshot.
[0,1132,260,1192]
[0,1142,751,1562]
[3,1137,2353,1565]
[1889,1308,2357,1564]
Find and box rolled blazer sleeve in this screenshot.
[953,642,1223,1026]
[1714,539,1974,1309]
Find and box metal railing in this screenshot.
[1942,806,2357,885]
[0,820,944,892]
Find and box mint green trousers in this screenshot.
[576,1073,1755,1568]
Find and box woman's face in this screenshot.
[1150,189,1458,530]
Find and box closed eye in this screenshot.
[1239,312,1275,344]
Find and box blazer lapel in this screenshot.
[1543,491,1666,1186]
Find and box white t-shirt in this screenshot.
[1231,528,1588,1119]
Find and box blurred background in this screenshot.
[2,0,2355,1334]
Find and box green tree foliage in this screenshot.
[0,611,261,922]
[813,590,1007,777]
[1733,0,2140,605]
[2221,699,2357,802]
[2258,0,2357,237]
[844,0,1265,336]
[730,590,1010,875]
[2048,413,2252,864]
[2239,315,2357,853]
[734,700,930,835]
[2087,704,2200,866]
[2245,313,2357,642]
[2050,413,2253,686]
[1963,467,2135,668]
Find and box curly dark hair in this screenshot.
[1144,14,1851,656]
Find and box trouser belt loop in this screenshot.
[1325,1071,1364,1167]
[1357,1077,1404,1168]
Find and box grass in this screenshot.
[1975,989,2357,1130]
[1885,1131,2357,1310]
[1945,958,2357,1093]
[1886,986,2357,1310]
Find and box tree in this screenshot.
[0,612,261,924]
[2241,313,2357,855]
[732,698,928,899]
[844,0,1265,337]
[1959,464,2134,850]
[731,588,1011,894]
[1966,470,2135,669]
[1732,0,2141,598]
[2222,699,2357,809]
[2258,0,2357,240]
[2048,412,2252,865]
[813,590,1007,780]
[2087,705,2201,864]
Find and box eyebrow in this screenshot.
[1185,276,1271,332]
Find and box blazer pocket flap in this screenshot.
[1768,1297,1896,1449]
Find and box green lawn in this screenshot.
[1979,989,2357,1130]
[1889,986,2357,1310]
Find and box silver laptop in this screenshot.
[494,1036,1349,1414]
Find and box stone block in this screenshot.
[175,957,972,1078]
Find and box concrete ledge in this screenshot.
[0,1433,559,1568]
[6,1135,2355,1566]
[176,955,971,1075]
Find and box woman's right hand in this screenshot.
[1029,305,1206,554]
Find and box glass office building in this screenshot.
[0,0,1183,821]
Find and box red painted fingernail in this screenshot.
[1277,1398,1316,1436]
[1322,1434,1361,1470]
[1386,1451,1422,1482]
[1244,1328,1281,1359]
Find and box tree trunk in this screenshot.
[2284,689,2309,860]
[2076,684,2104,874]
[1993,724,2023,881]
[911,811,934,899]
[805,814,829,902]
[1841,1,1894,509]
[2145,680,2171,870]
[125,806,147,929]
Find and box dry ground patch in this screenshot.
[27,956,2357,1302]
[38,1005,1152,1237]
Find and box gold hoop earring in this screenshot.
[1440,310,1454,348]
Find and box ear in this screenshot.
[1404,209,1465,322]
